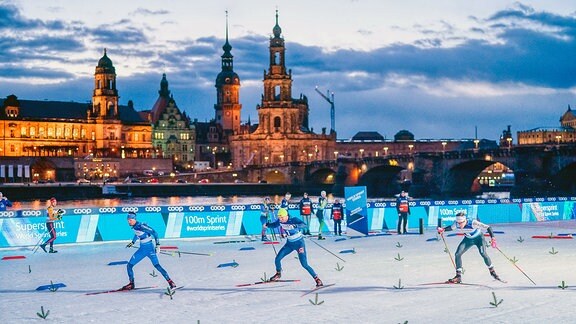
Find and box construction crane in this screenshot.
[315,86,335,134]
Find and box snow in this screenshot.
[1,220,575,323]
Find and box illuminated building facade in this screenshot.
[229,11,335,168]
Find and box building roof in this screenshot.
[351,131,385,141]
[0,98,148,124]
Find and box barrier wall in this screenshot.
[1,197,575,248]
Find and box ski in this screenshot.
[301,283,336,297]
[236,279,300,287]
[417,282,491,288]
[85,286,157,295]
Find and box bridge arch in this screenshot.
[443,160,496,197]
[308,167,337,184]
[263,169,288,184]
[358,164,405,197]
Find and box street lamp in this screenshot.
[383,146,389,155]
[333,151,338,160]
[359,148,364,158]
[474,139,480,150]
[555,135,562,146]
[441,141,447,153]
[506,137,512,151]
[408,144,414,154]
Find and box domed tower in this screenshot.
[92,49,119,119]
[214,12,241,135]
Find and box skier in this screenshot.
[299,192,313,235]
[264,208,323,287]
[260,196,274,241]
[122,212,176,290]
[316,191,328,240]
[0,192,12,211]
[40,197,63,253]
[331,198,344,236]
[437,212,500,283]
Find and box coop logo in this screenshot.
[250,204,261,210]
[74,208,93,214]
[373,202,386,208]
[22,210,42,217]
[524,198,534,203]
[98,207,116,213]
[145,206,161,212]
[558,197,568,201]
[419,201,431,206]
[474,200,486,204]
[487,199,498,204]
[231,205,245,211]
[121,206,139,213]
[210,206,226,211]
[0,211,15,217]
[512,198,522,203]
[167,206,183,212]
[288,204,297,209]
[434,201,445,206]
[535,198,544,202]
[448,200,459,205]
[546,197,557,202]
[461,200,472,205]
[500,199,510,204]
[188,206,204,212]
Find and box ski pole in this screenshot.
[305,236,346,263]
[159,249,213,256]
[495,246,536,285]
[439,232,456,270]
[266,226,278,256]
[31,234,46,254]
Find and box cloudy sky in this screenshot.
[1,1,575,141]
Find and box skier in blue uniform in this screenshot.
[264,208,323,287]
[437,212,500,283]
[0,192,12,211]
[122,212,176,290]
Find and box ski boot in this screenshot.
[447,274,461,284]
[490,268,501,281]
[314,276,323,287]
[167,279,177,289]
[261,236,270,242]
[49,247,58,253]
[318,234,325,240]
[269,271,281,282]
[39,244,47,253]
[121,281,134,290]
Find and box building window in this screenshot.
[21,126,26,137]
[39,127,45,138]
[30,127,36,137]
[91,131,95,141]
[56,128,63,138]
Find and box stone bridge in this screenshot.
[245,145,576,198]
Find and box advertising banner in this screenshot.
[344,186,369,236]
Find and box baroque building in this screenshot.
[147,74,196,169]
[0,50,156,181]
[0,50,152,159]
[229,11,335,169]
[517,105,576,145]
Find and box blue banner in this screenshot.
[344,186,369,235]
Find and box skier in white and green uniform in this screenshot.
[437,212,500,283]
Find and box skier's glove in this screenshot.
[490,238,497,248]
[126,242,134,248]
[155,244,160,253]
[437,227,445,234]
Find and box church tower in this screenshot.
[92,49,119,119]
[229,10,335,174]
[214,12,242,135]
[257,10,309,135]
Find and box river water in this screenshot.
[10,195,317,210]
